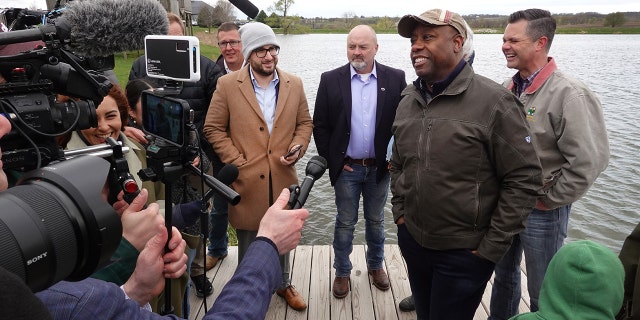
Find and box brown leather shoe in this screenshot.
[332,276,350,298]
[205,254,227,271]
[276,285,307,311]
[368,269,390,290]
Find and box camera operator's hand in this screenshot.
[122,225,187,307]
[257,188,310,255]
[116,189,164,251]
[123,126,148,145]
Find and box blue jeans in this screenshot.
[332,164,388,276]
[489,204,571,319]
[207,193,229,258]
[398,224,495,320]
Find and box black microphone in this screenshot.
[289,156,327,209]
[217,163,239,185]
[228,0,260,19]
[188,164,240,205]
[0,0,168,57]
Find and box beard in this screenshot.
[250,58,277,77]
[350,59,367,72]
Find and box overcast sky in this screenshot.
[2,0,637,18]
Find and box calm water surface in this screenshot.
[273,33,640,252]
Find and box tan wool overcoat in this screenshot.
[203,65,313,231]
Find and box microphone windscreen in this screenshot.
[306,155,328,179]
[64,0,168,57]
[228,0,260,19]
[217,164,239,185]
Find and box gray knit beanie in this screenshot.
[240,22,279,61]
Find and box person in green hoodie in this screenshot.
[509,240,624,320]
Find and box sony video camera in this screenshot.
[0,6,129,291]
[0,6,114,172]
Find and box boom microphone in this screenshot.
[289,156,327,209]
[0,0,168,57]
[228,0,260,19]
[188,164,241,205]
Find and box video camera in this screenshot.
[0,5,133,292]
[0,4,115,172]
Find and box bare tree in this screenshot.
[604,12,626,28]
[342,11,359,29]
[213,0,236,24]
[198,6,216,32]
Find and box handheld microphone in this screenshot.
[0,0,168,57]
[289,156,327,209]
[228,0,260,19]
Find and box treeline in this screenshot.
[288,12,640,31]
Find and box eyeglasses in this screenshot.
[218,40,241,48]
[254,46,280,58]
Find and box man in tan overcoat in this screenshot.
[203,22,313,311]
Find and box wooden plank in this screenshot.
[384,244,415,320]
[476,275,492,319]
[286,245,313,320]
[350,245,375,320]
[308,245,331,320]
[191,246,238,319]
[330,246,352,320]
[264,249,291,320]
[187,244,531,320]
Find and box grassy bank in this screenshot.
[300,26,640,34]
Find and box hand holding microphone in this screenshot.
[288,155,327,209]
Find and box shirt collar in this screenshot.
[224,59,245,73]
[350,62,378,81]
[417,59,466,97]
[513,66,544,97]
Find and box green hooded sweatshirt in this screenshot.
[510,240,624,320]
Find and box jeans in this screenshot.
[398,224,495,320]
[489,204,571,319]
[332,164,389,276]
[207,193,229,258]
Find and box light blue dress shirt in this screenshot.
[250,66,280,134]
[346,64,378,159]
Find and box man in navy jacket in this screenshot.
[313,25,406,298]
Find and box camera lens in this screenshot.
[0,156,122,292]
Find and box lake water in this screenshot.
[272,33,640,253]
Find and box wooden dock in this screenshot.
[188,245,530,319]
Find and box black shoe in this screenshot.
[191,274,213,297]
[399,295,415,312]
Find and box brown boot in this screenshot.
[205,254,227,271]
[332,276,350,298]
[276,285,307,311]
[368,269,390,290]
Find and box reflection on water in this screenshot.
[274,34,640,252]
